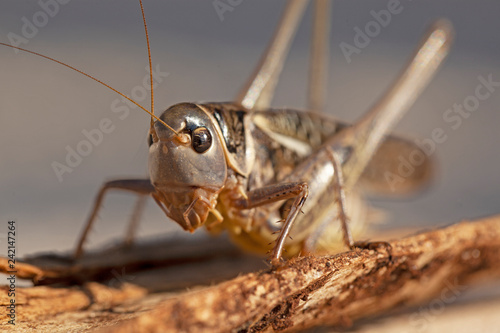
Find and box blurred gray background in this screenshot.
[1,0,500,257]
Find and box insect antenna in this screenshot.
[0,1,180,137]
[139,0,160,142]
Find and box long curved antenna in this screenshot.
[0,43,179,136]
[139,0,158,141]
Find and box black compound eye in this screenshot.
[192,127,212,153]
[147,134,154,147]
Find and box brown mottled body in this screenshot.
[194,102,430,257]
[70,3,452,263]
[1,1,451,263]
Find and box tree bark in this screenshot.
[1,215,500,332]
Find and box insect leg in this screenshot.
[74,179,154,258]
[335,20,454,188]
[237,0,309,110]
[301,21,454,254]
[123,194,148,246]
[308,0,331,113]
[301,148,353,253]
[232,182,309,263]
[329,148,353,249]
[238,0,331,111]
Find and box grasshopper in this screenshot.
[2,1,453,264]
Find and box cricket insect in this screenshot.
[2,1,453,265]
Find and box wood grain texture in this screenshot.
[1,215,500,332]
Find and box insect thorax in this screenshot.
[201,103,363,256]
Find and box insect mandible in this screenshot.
[1,1,453,264]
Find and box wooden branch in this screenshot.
[101,216,500,332]
[0,233,267,291]
[1,215,500,332]
[0,283,146,323]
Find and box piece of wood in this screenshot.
[1,215,500,332]
[0,233,267,291]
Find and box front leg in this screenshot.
[232,182,309,264]
[74,179,155,258]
